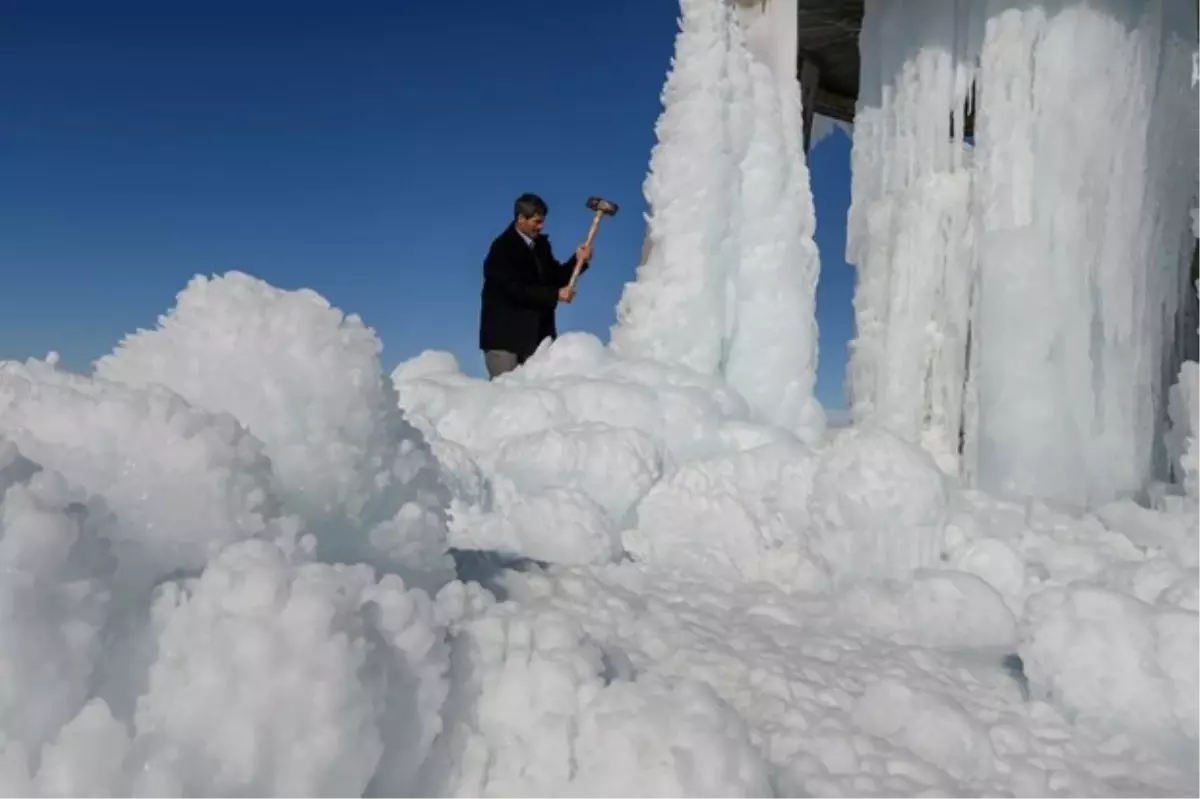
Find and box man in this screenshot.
[478,193,592,379]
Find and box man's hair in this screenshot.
[514,193,548,220]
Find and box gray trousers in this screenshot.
[484,350,522,379]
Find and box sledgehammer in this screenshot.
[566,196,619,292]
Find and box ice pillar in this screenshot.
[845,0,982,473]
[610,0,739,375]
[971,0,1198,506]
[847,0,1199,506]
[723,0,825,437]
[613,0,824,438]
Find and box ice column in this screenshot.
[845,0,982,473]
[847,0,1198,505]
[610,0,739,375]
[972,0,1199,506]
[722,0,825,437]
[615,0,825,438]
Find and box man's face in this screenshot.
[515,214,545,238]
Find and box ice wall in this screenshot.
[848,0,1199,506]
[613,0,824,438]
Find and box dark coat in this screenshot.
[478,223,589,358]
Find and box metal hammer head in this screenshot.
[586,196,619,216]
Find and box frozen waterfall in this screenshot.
[847,0,1199,507]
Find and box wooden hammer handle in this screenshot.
[567,209,605,291]
[582,209,604,249]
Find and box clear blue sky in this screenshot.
[0,0,857,410]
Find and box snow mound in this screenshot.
[95,271,453,589]
[391,349,463,383]
[393,335,791,567]
[503,566,1195,796]
[852,678,996,784]
[809,426,951,584]
[1019,584,1198,746]
[398,343,969,594]
[0,358,287,583]
[624,438,827,589]
[397,333,752,463]
[2,258,1198,795]
[130,539,449,796]
[487,423,665,523]
[1158,571,1200,612]
[424,597,771,797]
[944,535,1029,613]
[835,569,1018,651]
[0,444,115,758]
[449,480,621,567]
[570,676,773,797]
[0,534,450,796]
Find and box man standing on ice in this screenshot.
[478,193,591,379]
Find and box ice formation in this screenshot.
[612,0,824,440]
[1,0,1198,794]
[0,262,1195,795]
[847,0,1200,507]
[610,0,738,375]
[94,272,454,591]
[0,359,285,587]
[393,334,1199,795]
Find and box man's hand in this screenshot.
[575,244,592,264]
[558,286,576,304]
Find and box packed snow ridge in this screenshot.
[2,0,1197,796]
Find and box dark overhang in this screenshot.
[795,0,1200,121]
[796,0,863,123]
